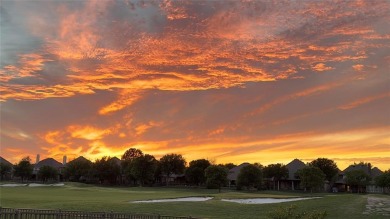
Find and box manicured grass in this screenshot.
[0,183,389,219]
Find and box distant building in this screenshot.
[33,157,64,181]
[227,163,250,186]
[280,159,306,190]
[0,156,13,180]
[334,163,384,193]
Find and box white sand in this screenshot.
[28,183,65,187]
[0,184,27,187]
[132,197,213,203]
[221,197,322,204]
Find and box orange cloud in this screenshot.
[352,64,364,71]
[68,125,111,140]
[339,93,390,110]
[312,63,334,72]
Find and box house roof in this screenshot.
[109,157,122,166]
[67,156,92,164]
[228,162,249,181]
[343,163,370,174]
[286,159,306,180]
[0,156,13,166]
[342,163,382,179]
[371,167,383,178]
[35,158,63,169]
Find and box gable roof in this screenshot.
[67,156,92,165]
[371,167,383,178]
[228,162,249,181]
[35,158,63,169]
[0,156,13,166]
[286,159,306,179]
[109,157,122,166]
[343,163,382,179]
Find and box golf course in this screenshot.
[0,182,389,219]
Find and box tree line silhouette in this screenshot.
[1,148,389,193]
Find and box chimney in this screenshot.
[63,155,67,165]
[36,154,40,164]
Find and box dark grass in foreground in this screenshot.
[0,183,389,219]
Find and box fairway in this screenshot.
[0,183,389,219]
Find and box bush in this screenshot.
[267,205,327,219]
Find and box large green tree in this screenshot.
[296,166,326,193]
[0,163,12,180]
[159,153,186,185]
[345,169,371,193]
[205,165,228,192]
[121,148,144,185]
[122,148,143,160]
[237,164,262,190]
[93,156,121,184]
[64,157,93,182]
[310,158,338,182]
[130,154,158,186]
[185,159,211,186]
[375,169,390,193]
[38,165,58,183]
[263,163,289,190]
[13,157,33,182]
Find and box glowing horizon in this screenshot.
[1,0,389,171]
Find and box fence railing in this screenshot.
[0,207,197,219]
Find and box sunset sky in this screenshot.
[1,0,389,170]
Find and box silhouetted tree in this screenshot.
[345,169,371,193]
[237,164,263,190]
[122,148,143,161]
[219,163,237,170]
[93,156,121,184]
[130,154,158,186]
[0,163,12,180]
[64,157,93,182]
[185,159,211,186]
[38,165,58,183]
[205,165,228,192]
[159,153,186,185]
[263,163,289,190]
[13,157,33,182]
[375,169,390,193]
[122,148,144,185]
[310,158,338,189]
[296,166,325,193]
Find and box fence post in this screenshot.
[110,211,114,219]
[15,209,20,219]
[57,209,61,219]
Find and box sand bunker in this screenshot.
[132,197,213,203]
[0,184,27,187]
[221,197,321,204]
[28,183,65,187]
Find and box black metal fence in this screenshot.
[0,207,197,219]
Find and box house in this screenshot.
[227,163,249,187]
[280,159,306,190]
[33,157,64,181]
[0,156,13,180]
[367,167,383,193]
[336,163,383,193]
[160,173,186,186]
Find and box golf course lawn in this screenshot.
[0,182,389,219]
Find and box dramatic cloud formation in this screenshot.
[1,0,389,169]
